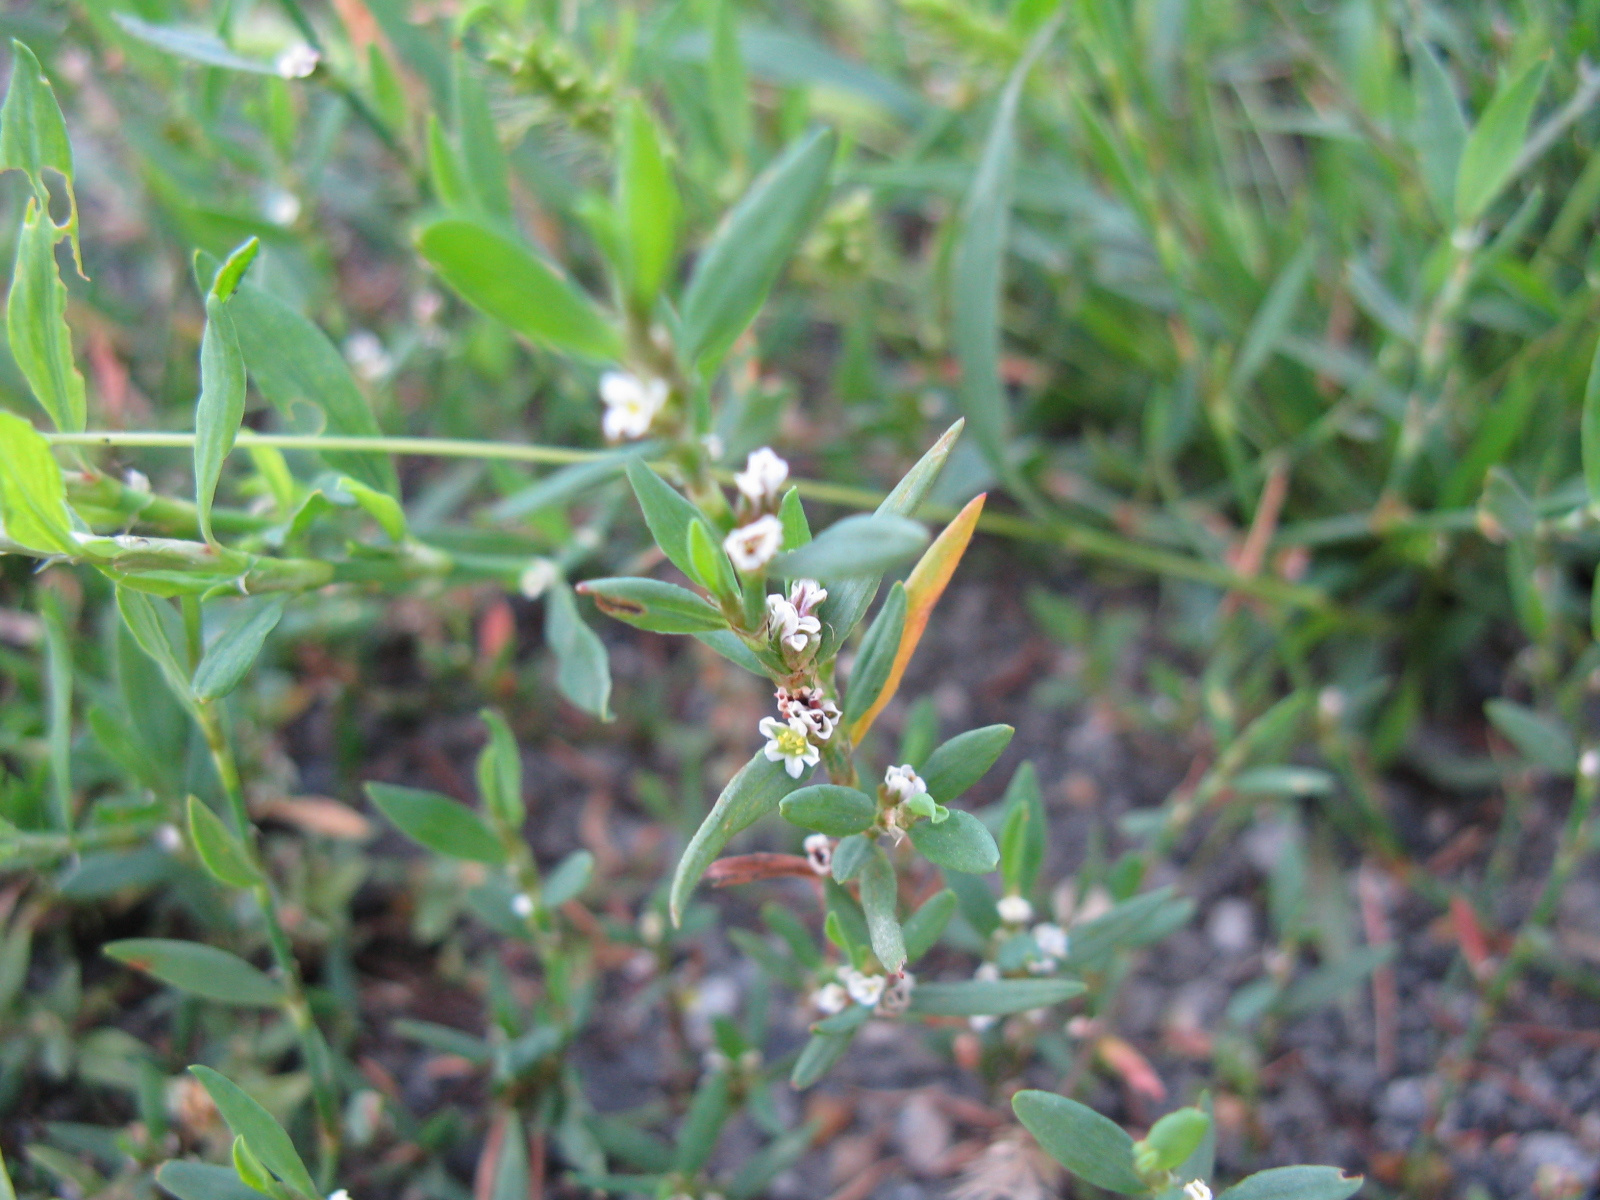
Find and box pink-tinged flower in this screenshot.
[759,715,820,779]
[811,982,847,1014]
[787,577,827,616]
[803,833,833,875]
[840,967,885,1007]
[724,514,784,572]
[734,447,789,504]
[883,764,927,802]
[997,895,1034,925]
[777,686,840,741]
[765,595,821,654]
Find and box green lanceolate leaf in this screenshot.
[818,419,964,657]
[1412,42,1468,223]
[687,519,740,602]
[775,514,927,582]
[452,50,511,220]
[625,460,705,579]
[229,283,396,494]
[779,487,811,547]
[1138,1108,1209,1174]
[186,796,261,889]
[902,889,956,961]
[998,761,1045,894]
[830,832,873,883]
[0,39,78,255]
[577,576,726,634]
[114,588,196,711]
[678,126,837,370]
[546,581,613,720]
[365,782,507,864]
[618,98,679,309]
[544,848,594,906]
[111,15,287,75]
[669,751,805,923]
[920,724,1014,802]
[1582,333,1600,509]
[908,809,999,874]
[1455,60,1547,224]
[909,976,1083,1017]
[187,1066,318,1200]
[476,709,524,828]
[672,1069,732,1175]
[842,581,906,727]
[154,1162,272,1200]
[1485,698,1577,773]
[6,201,85,431]
[790,1028,854,1087]
[858,845,905,972]
[0,409,76,553]
[1216,1166,1363,1200]
[1011,1090,1146,1195]
[779,784,876,836]
[104,939,284,1007]
[193,239,258,543]
[192,595,287,701]
[417,217,620,360]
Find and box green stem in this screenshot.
[197,701,343,1186]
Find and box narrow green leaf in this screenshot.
[774,513,927,581]
[1140,1108,1210,1173]
[1011,1091,1145,1194]
[902,889,956,961]
[104,940,283,1007]
[1455,60,1547,223]
[544,848,594,906]
[188,1066,318,1200]
[0,408,76,553]
[476,709,524,828]
[194,246,254,543]
[790,1028,853,1087]
[920,724,1014,802]
[687,518,740,601]
[492,450,637,520]
[114,588,196,711]
[1216,1166,1363,1200]
[672,1069,732,1174]
[112,15,286,75]
[39,591,72,829]
[417,217,620,360]
[624,459,705,580]
[228,283,396,494]
[1412,42,1468,222]
[999,761,1045,894]
[1228,241,1315,395]
[427,113,472,211]
[546,582,613,720]
[155,1161,272,1200]
[186,796,261,889]
[908,809,999,874]
[618,99,679,308]
[6,201,85,431]
[779,784,877,836]
[577,576,726,634]
[858,845,905,972]
[0,39,78,257]
[678,126,837,369]
[909,976,1083,1017]
[192,596,287,701]
[778,486,811,547]
[1485,698,1577,773]
[453,50,511,219]
[1582,334,1600,509]
[669,751,805,923]
[842,582,906,727]
[340,476,406,541]
[830,832,873,883]
[365,782,507,864]
[491,1113,531,1200]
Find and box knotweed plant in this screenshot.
[0,15,1367,1200]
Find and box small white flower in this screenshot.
[811,982,847,1014]
[262,188,301,227]
[155,824,182,853]
[1026,956,1057,975]
[327,1190,351,1200]
[974,962,1001,983]
[803,833,833,876]
[124,468,151,493]
[734,447,789,504]
[700,433,725,462]
[841,967,886,1007]
[876,971,914,1016]
[1183,1183,1213,1200]
[1582,749,1600,780]
[518,558,559,599]
[997,895,1034,925]
[759,715,820,779]
[638,909,665,946]
[765,595,821,654]
[511,893,534,918]
[969,1014,997,1032]
[788,578,827,616]
[777,686,840,741]
[275,43,321,78]
[1032,923,1069,960]
[599,371,669,441]
[724,514,784,572]
[883,764,927,803]
[343,331,391,382]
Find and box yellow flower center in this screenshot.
[774,727,809,756]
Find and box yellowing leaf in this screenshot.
[846,492,985,741]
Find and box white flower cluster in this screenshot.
[996,894,1034,925]
[1028,922,1068,973]
[833,966,915,1014]
[599,371,668,441]
[882,763,946,827]
[722,449,792,570]
[1183,1183,1213,1200]
[776,685,840,742]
